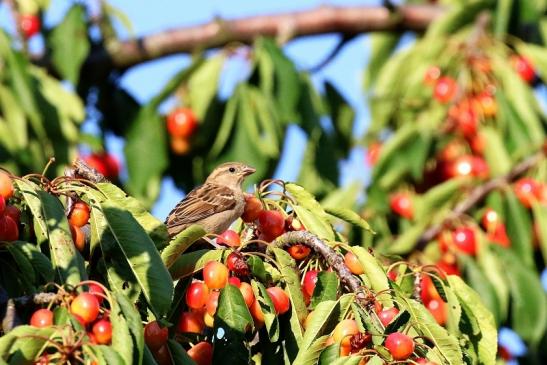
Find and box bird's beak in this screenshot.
[242,165,256,176]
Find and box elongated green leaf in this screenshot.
[482,127,511,176]
[350,247,391,307]
[110,295,134,365]
[416,178,467,217]
[0,326,55,363]
[311,271,339,309]
[187,55,224,120]
[364,33,400,88]
[325,207,374,233]
[293,206,335,242]
[113,291,144,365]
[161,225,206,268]
[477,246,508,324]
[294,335,329,365]
[503,190,533,267]
[100,201,173,317]
[48,5,90,84]
[532,203,547,264]
[448,276,497,365]
[12,241,54,282]
[6,244,35,290]
[85,344,126,365]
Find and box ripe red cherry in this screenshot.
[426,298,447,326]
[242,195,263,223]
[186,281,209,309]
[0,215,19,241]
[514,178,540,208]
[0,172,14,199]
[488,223,511,248]
[366,142,382,166]
[472,157,489,179]
[302,270,319,297]
[287,244,311,260]
[452,227,477,255]
[154,344,171,365]
[166,108,198,138]
[434,76,458,103]
[70,293,100,324]
[92,319,113,344]
[257,210,285,241]
[206,290,220,316]
[187,341,213,365]
[203,261,229,289]
[332,319,359,346]
[385,332,415,360]
[511,55,535,83]
[389,192,413,219]
[0,195,5,216]
[228,276,241,287]
[87,282,105,305]
[239,282,255,307]
[226,252,240,271]
[455,102,478,138]
[436,259,461,277]
[216,230,241,247]
[469,133,486,155]
[445,155,474,179]
[423,66,441,85]
[378,307,399,327]
[177,311,204,334]
[250,298,265,326]
[30,308,54,327]
[344,251,364,275]
[83,153,120,179]
[144,320,168,351]
[70,224,86,252]
[420,275,441,304]
[69,201,90,228]
[4,205,21,223]
[266,286,290,315]
[20,14,41,38]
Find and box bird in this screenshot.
[165,162,256,238]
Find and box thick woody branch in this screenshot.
[84,4,444,74]
[417,150,545,247]
[273,231,367,303]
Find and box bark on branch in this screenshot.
[84,4,444,75]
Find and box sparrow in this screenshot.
[165,162,256,238]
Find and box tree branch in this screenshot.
[416,150,545,247]
[83,4,444,75]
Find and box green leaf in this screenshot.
[324,81,355,154]
[208,88,239,159]
[112,291,144,365]
[0,85,27,150]
[167,340,195,365]
[110,294,134,365]
[294,335,329,365]
[161,225,206,268]
[0,325,55,364]
[251,280,279,342]
[448,276,497,365]
[481,127,511,176]
[85,344,126,365]
[503,190,534,267]
[100,200,174,317]
[187,55,224,120]
[350,247,392,307]
[169,249,225,280]
[12,241,54,282]
[6,244,35,289]
[48,5,90,84]
[415,178,467,217]
[246,255,269,283]
[311,271,339,309]
[494,0,514,37]
[477,246,508,324]
[364,33,400,88]
[385,219,430,255]
[325,207,374,233]
[532,203,547,264]
[293,206,335,242]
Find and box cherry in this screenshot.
[257,210,285,241]
[498,345,512,361]
[92,319,112,344]
[511,55,535,83]
[250,298,265,325]
[187,341,213,365]
[170,137,191,156]
[488,223,510,248]
[472,157,489,179]
[366,142,382,166]
[436,257,461,277]
[239,282,255,307]
[83,153,120,179]
[384,332,415,360]
[30,308,53,327]
[426,298,447,326]
[154,344,171,365]
[216,230,241,247]
[203,312,214,328]
[225,251,249,276]
[387,270,398,281]
[186,281,209,309]
[69,201,90,228]
[70,292,100,324]
[287,244,311,260]
[177,311,204,334]
[20,14,41,38]
[469,133,486,155]
[302,270,319,297]
[0,215,18,241]
[0,195,5,216]
[144,320,168,351]
[452,227,477,255]
[0,172,13,199]
[332,319,359,348]
[4,205,21,223]
[420,275,441,304]
[87,282,105,305]
[205,290,220,316]
[438,139,466,162]
[514,178,540,208]
[242,195,263,223]
[70,224,86,252]
[344,251,364,275]
[266,286,290,315]
[378,307,399,327]
[228,276,241,287]
[481,208,499,231]
[477,92,496,117]
[423,66,441,85]
[434,76,458,103]
[203,261,228,289]
[454,102,478,138]
[389,192,413,219]
[166,108,198,138]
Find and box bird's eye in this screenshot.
[229,167,236,173]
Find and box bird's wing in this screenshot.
[165,183,237,230]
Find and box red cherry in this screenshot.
[481,208,499,231]
[4,205,21,223]
[287,244,311,260]
[436,259,461,277]
[434,76,458,103]
[206,290,220,316]
[177,311,204,334]
[228,276,241,287]
[384,332,415,360]
[20,14,41,38]
[366,142,382,166]
[30,308,53,327]
[487,223,511,248]
[378,307,399,327]
[499,345,512,361]
[302,270,319,297]
[69,201,90,228]
[154,344,171,365]
[83,154,109,176]
[166,108,198,138]
[216,230,241,247]
[452,227,477,255]
[426,298,447,326]
[514,178,540,208]
[332,319,359,349]
[0,172,14,199]
[0,195,5,215]
[446,155,474,178]
[187,341,213,365]
[472,157,489,179]
[438,140,466,162]
[469,133,486,155]
[186,281,209,309]
[83,153,119,179]
[241,195,263,223]
[144,320,168,352]
[239,282,255,307]
[35,355,49,365]
[70,224,86,252]
[87,282,105,305]
[511,55,535,83]
[266,287,290,315]
[455,102,478,139]
[70,293,100,324]
[92,319,112,344]
[0,215,18,241]
[257,210,285,241]
[344,252,364,275]
[389,192,413,219]
[420,275,441,304]
[203,261,229,289]
[424,66,441,85]
[102,153,120,178]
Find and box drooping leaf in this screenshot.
[325,207,374,233]
[311,271,339,309]
[350,247,391,307]
[161,225,206,268]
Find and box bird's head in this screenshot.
[206,162,256,189]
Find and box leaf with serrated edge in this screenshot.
[161,225,206,268]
